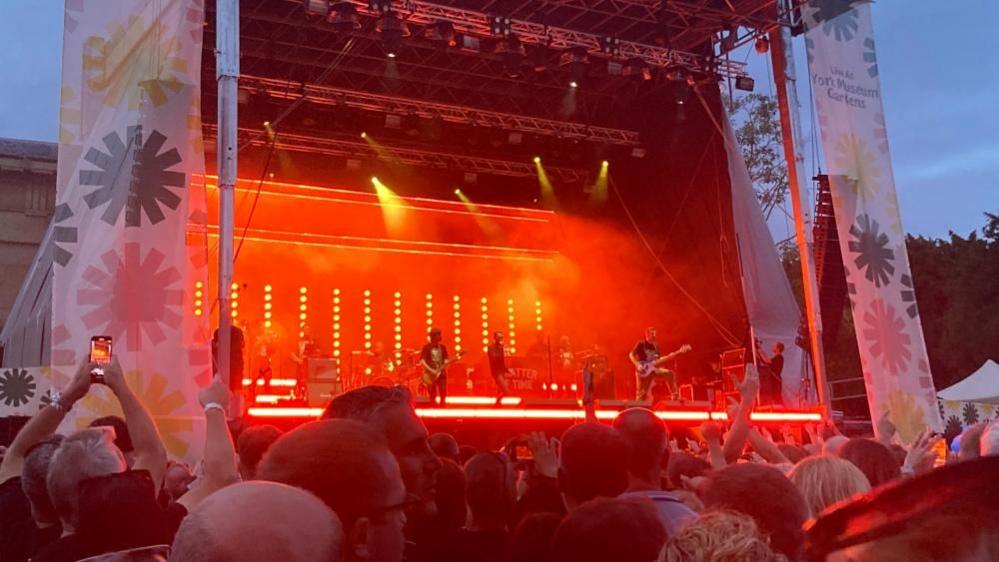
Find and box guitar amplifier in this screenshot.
[306,358,341,406]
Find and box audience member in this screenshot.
[0,435,64,562]
[551,497,666,562]
[429,433,461,464]
[170,481,343,562]
[777,444,810,465]
[258,419,407,562]
[838,438,900,487]
[235,424,283,480]
[444,452,517,562]
[701,463,809,561]
[459,445,478,466]
[407,459,467,562]
[613,407,696,535]
[981,421,999,457]
[788,455,870,517]
[659,510,786,562]
[822,435,848,456]
[502,512,562,562]
[558,423,630,511]
[664,451,710,490]
[956,422,987,462]
[162,461,196,503]
[324,386,443,517]
[89,416,134,468]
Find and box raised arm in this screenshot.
[0,360,94,483]
[721,363,760,463]
[102,358,168,492]
[746,427,791,465]
[700,422,727,469]
[179,377,239,510]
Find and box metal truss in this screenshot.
[204,125,586,182]
[243,74,640,146]
[297,0,746,77]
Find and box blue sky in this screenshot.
[1,1,995,239]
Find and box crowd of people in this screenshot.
[1,359,997,562]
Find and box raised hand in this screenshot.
[739,363,760,400]
[199,376,231,412]
[526,431,558,478]
[100,357,129,397]
[63,357,98,405]
[903,428,940,475]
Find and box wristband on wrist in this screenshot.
[203,402,226,415]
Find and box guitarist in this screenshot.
[630,327,678,401]
[420,327,450,405]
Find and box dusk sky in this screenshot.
[1,1,995,240]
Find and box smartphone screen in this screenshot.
[90,336,113,365]
[931,436,948,466]
[515,444,533,461]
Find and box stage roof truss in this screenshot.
[206,124,586,182]
[243,74,641,146]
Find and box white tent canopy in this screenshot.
[937,359,999,405]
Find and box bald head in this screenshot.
[612,408,667,488]
[169,481,342,562]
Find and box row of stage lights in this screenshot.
[196,283,543,359]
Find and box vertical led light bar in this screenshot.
[507,298,516,354]
[194,281,204,317]
[453,295,462,354]
[298,286,308,338]
[394,291,403,361]
[363,289,372,350]
[230,282,239,320]
[535,300,543,332]
[481,297,489,353]
[332,288,342,359]
[263,284,273,328]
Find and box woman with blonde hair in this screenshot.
[789,455,871,517]
[659,510,786,562]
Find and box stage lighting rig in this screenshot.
[328,2,361,32]
[367,0,393,14]
[425,20,457,47]
[600,36,621,57]
[623,57,652,81]
[755,35,770,54]
[304,0,329,19]
[489,15,513,37]
[497,34,526,78]
[376,11,410,58]
[560,47,589,88]
[735,75,755,92]
[720,26,738,52]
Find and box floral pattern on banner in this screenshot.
[805,1,941,440]
[939,399,996,444]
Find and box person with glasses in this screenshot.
[259,419,411,562]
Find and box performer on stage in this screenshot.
[487,331,511,405]
[254,323,278,387]
[290,327,319,381]
[420,328,450,406]
[630,327,678,402]
[756,341,785,405]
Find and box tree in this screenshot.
[725,93,789,219]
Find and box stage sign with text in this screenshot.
[804,0,941,441]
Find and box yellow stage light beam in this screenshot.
[371,176,406,234]
[534,157,559,209]
[591,159,609,205]
[361,132,403,166]
[455,188,500,237]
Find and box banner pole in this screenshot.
[769,27,831,414]
[216,0,239,393]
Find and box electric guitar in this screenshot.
[636,344,693,378]
[421,350,466,386]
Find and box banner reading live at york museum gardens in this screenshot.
[44,0,211,461]
[804,0,941,441]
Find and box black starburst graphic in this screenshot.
[79,125,185,227]
[50,203,78,266]
[849,214,895,288]
[0,368,36,407]
[962,402,980,426]
[863,37,878,77]
[810,0,860,41]
[900,273,918,319]
[943,414,963,443]
[39,388,55,410]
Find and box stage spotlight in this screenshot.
[735,75,755,92]
[426,20,457,47]
[755,35,770,54]
[600,36,621,56]
[592,159,609,204]
[360,131,367,139]
[623,57,652,81]
[328,2,361,32]
[532,156,541,164]
[371,176,378,184]
[304,0,330,18]
[560,46,589,87]
[367,0,392,13]
[489,15,512,36]
[454,188,461,195]
[569,81,578,89]
[376,11,410,58]
[602,160,609,168]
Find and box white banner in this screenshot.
[47,0,210,461]
[804,0,941,441]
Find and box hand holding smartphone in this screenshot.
[89,335,113,383]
